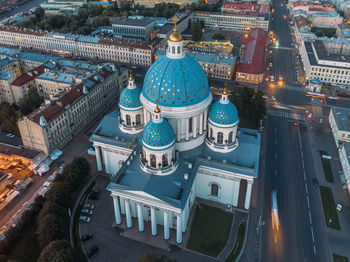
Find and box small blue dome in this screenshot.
[142,119,175,148]
[119,85,142,109]
[209,100,239,125]
[142,55,210,107]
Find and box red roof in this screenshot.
[236,28,268,75]
[11,65,46,86]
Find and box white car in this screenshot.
[79,216,91,223]
[81,208,93,215]
[84,203,95,210]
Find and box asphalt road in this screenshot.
[0,0,46,20]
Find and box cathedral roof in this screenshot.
[209,99,239,126]
[119,83,142,109]
[141,118,175,149]
[142,55,210,107]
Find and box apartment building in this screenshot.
[133,0,199,7]
[18,64,128,155]
[193,11,269,32]
[300,39,350,85]
[154,49,236,80]
[0,27,155,66]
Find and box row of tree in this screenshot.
[0,157,91,261]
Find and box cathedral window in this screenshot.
[228,131,233,143]
[177,46,180,54]
[150,154,156,168]
[162,154,168,167]
[136,114,141,125]
[126,115,131,126]
[210,128,213,139]
[211,184,219,197]
[172,46,175,54]
[217,132,223,144]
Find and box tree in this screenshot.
[36,214,68,248]
[191,22,202,42]
[47,181,73,208]
[140,253,176,262]
[38,240,85,262]
[315,30,324,37]
[337,10,345,17]
[34,8,45,22]
[93,16,110,27]
[37,201,69,224]
[212,33,226,40]
[19,86,43,115]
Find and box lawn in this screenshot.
[187,205,233,257]
[72,179,96,253]
[333,254,349,262]
[319,186,340,230]
[225,221,247,262]
[320,151,334,183]
[9,224,41,262]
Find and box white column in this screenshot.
[95,146,102,172]
[192,116,197,139]
[103,149,110,174]
[137,202,144,232]
[176,214,182,243]
[113,196,121,224]
[125,200,132,228]
[151,206,157,236]
[204,109,208,131]
[244,180,253,210]
[176,119,181,142]
[143,109,147,124]
[185,118,189,141]
[199,113,203,135]
[164,210,169,240]
[148,112,151,122]
[232,178,241,207]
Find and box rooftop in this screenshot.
[37,71,78,84]
[332,107,350,132]
[112,17,154,27]
[237,28,268,74]
[0,143,41,160]
[0,70,12,80]
[94,110,260,210]
[0,46,19,56]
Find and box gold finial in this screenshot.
[154,104,161,113]
[169,15,183,42]
[223,88,228,95]
[128,69,133,81]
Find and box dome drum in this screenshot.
[118,111,144,134]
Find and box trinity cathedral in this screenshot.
[90,23,260,244]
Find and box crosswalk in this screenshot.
[268,109,306,121]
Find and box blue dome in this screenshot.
[142,55,210,107]
[209,100,239,125]
[119,85,142,109]
[142,119,175,148]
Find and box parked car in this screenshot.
[6,134,15,138]
[88,193,99,200]
[79,216,91,223]
[87,246,99,258]
[81,208,93,215]
[312,177,319,186]
[84,203,95,210]
[81,234,93,241]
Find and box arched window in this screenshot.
[189,117,193,133]
[228,131,233,143]
[150,154,156,168]
[217,132,223,144]
[136,114,141,125]
[162,154,168,167]
[177,46,180,54]
[126,115,131,126]
[172,46,175,54]
[210,128,213,139]
[211,184,219,197]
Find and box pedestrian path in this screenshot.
[268,109,306,121]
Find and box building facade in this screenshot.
[0,27,155,66]
[193,11,269,32]
[90,25,260,244]
[18,65,128,155]
[112,17,155,41]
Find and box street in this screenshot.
[0,0,46,21]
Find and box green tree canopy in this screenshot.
[38,240,84,262]
[37,201,69,224]
[34,8,45,22]
[36,214,68,248]
[212,33,226,40]
[191,22,203,42]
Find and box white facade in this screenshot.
[0,28,154,66]
[193,12,269,32]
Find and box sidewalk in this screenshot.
[308,103,350,260]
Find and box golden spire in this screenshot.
[223,82,229,95]
[169,16,183,42]
[128,69,134,81]
[154,104,161,113]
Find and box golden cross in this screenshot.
[172,15,179,31]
